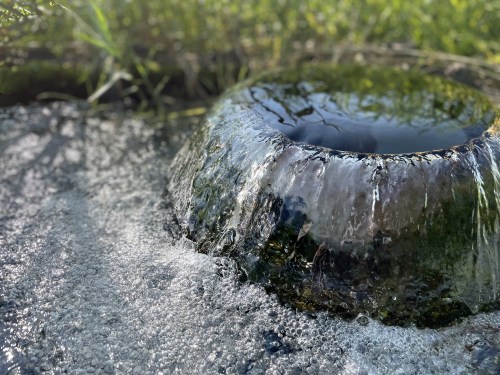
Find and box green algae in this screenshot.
[170,64,500,327]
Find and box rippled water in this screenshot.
[1,102,499,374]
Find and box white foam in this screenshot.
[0,103,499,374]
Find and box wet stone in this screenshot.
[169,64,500,327]
[471,341,500,374]
[263,330,293,355]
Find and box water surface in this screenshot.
[0,102,499,374]
[245,67,495,154]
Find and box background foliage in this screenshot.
[1,0,499,107]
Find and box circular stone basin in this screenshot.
[169,64,500,327]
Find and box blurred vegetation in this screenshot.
[1,0,499,109]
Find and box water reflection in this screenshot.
[244,67,494,154]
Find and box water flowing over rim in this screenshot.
[168,64,500,327]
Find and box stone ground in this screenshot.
[0,102,499,374]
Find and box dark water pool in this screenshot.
[245,66,494,154]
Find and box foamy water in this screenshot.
[1,102,499,374]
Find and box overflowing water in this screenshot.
[169,66,500,326]
[466,146,500,306]
[1,102,499,374]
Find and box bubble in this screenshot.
[1,102,499,374]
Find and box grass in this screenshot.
[1,0,500,109]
